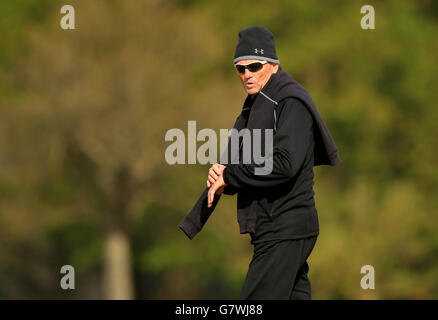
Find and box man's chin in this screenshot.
[245,87,260,95]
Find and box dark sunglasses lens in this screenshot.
[247,63,263,72]
[236,65,246,74]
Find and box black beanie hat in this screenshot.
[234,26,280,64]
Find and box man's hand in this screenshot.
[207,163,226,188]
[208,174,227,208]
[206,163,227,207]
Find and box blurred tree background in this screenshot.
[0,0,437,299]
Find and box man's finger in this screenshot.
[212,167,222,176]
[209,171,218,181]
[209,168,218,178]
[213,163,226,169]
[212,164,225,176]
[208,175,216,184]
[207,187,215,207]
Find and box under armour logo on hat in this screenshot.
[254,48,264,54]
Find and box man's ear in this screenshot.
[271,63,279,73]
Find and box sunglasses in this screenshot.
[235,61,268,74]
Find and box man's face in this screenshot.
[235,59,279,95]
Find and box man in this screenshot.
[179,26,341,300]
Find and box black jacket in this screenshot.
[179,68,341,240]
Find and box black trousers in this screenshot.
[240,236,318,300]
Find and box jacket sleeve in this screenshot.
[222,98,313,189]
[179,187,222,239]
[222,185,238,195]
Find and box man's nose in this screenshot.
[244,69,253,78]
